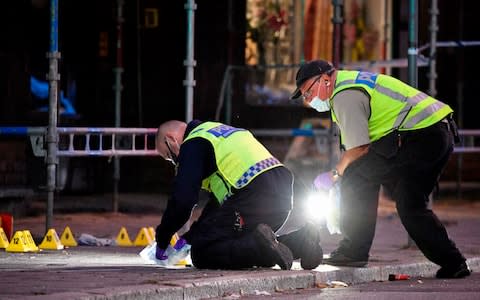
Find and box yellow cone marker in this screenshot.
[175,259,189,266]
[39,228,64,250]
[169,233,180,246]
[115,227,133,246]
[148,226,155,241]
[23,230,39,252]
[60,226,78,247]
[133,227,153,246]
[0,227,9,249]
[6,231,30,252]
[169,233,188,266]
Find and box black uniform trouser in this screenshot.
[338,120,466,268]
[182,166,294,269]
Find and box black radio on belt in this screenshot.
[447,114,461,144]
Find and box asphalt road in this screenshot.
[215,272,479,299]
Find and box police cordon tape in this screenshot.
[0,225,169,252]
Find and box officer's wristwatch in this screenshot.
[331,168,340,180]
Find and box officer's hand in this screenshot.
[313,171,334,191]
[155,246,168,260]
[173,238,188,250]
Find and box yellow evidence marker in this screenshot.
[148,226,155,241]
[133,227,154,246]
[115,227,133,246]
[0,227,9,249]
[39,228,64,250]
[6,231,31,252]
[23,230,39,252]
[60,226,78,247]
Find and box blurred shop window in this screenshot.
[245,0,334,66]
[246,0,289,66]
[243,0,333,107]
[342,0,383,67]
[303,0,333,61]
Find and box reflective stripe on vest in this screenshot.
[235,157,281,187]
[332,71,453,142]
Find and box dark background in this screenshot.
[1,0,479,194]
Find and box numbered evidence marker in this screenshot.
[60,226,78,247]
[39,228,64,250]
[147,227,180,245]
[5,230,38,252]
[23,230,39,252]
[133,227,153,246]
[115,227,133,246]
[148,226,155,241]
[0,227,9,249]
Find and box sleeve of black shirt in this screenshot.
[155,137,216,249]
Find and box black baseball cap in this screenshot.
[290,60,335,100]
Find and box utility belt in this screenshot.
[370,115,459,159]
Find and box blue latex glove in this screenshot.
[313,171,334,191]
[155,246,168,260]
[173,238,188,250]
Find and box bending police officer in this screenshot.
[290,60,470,278]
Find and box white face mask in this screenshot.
[309,96,331,112]
[165,138,179,167]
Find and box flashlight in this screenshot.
[304,190,331,223]
[304,184,342,235]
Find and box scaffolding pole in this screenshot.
[45,0,60,234]
[406,0,418,248]
[331,0,344,68]
[184,0,197,122]
[113,0,124,212]
[428,0,438,97]
[408,0,418,88]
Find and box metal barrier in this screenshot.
[455,129,480,153]
[2,126,479,181]
[1,126,479,232]
[251,128,480,153]
[0,126,158,158]
[1,126,159,232]
[252,127,339,167]
[2,125,478,173]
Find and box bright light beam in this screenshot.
[305,191,332,223]
[304,188,342,235]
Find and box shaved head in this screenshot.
[156,120,186,141]
[156,120,187,160]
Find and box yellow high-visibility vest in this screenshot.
[184,122,282,204]
[331,70,453,142]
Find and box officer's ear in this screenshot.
[321,73,331,87]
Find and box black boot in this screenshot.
[323,248,368,267]
[436,262,471,279]
[254,223,293,270]
[278,222,323,270]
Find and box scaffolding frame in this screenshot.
[2,0,480,234]
[33,0,196,233]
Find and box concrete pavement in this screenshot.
[0,195,479,299]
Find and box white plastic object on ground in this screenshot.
[326,183,342,235]
[139,241,192,268]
